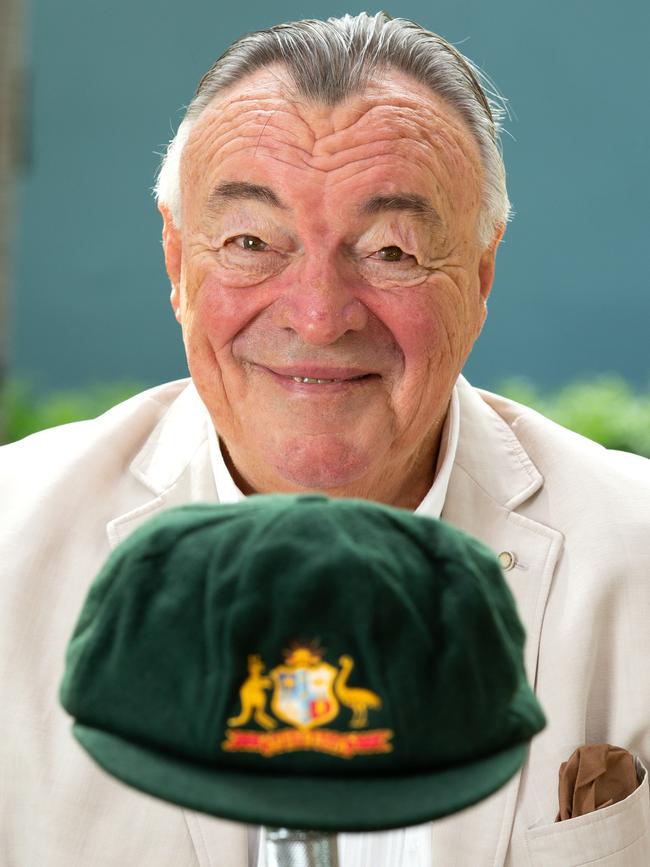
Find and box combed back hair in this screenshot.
[155,11,511,247]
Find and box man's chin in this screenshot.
[264,434,375,493]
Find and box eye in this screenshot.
[373,246,414,263]
[229,235,270,252]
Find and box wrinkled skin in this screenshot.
[160,66,504,508]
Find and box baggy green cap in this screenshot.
[60,494,545,831]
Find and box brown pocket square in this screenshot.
[556,743,640,821]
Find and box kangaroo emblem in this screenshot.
[227,654,276,730]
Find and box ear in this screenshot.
[478,223,506,303]
[159,203,183,324]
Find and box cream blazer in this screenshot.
[1,376,649,866]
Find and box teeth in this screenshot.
[292,376,341,384]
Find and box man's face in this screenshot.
[162,67,501,506]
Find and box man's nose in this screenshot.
[271,257,368,346]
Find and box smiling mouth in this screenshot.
[289,375,370,384]
[258,365,379,389]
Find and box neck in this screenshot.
[221,429,443,510]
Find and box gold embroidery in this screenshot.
[227,654,276,731]
[223,644,393,757]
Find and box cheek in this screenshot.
[184,268,272,353]
[370,280,459,366]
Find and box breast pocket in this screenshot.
[525,759,650,867]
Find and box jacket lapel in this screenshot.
[427,377,563,866]
[106,381,218,550]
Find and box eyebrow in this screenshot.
[357,194,443,228]
[206,181,289,212]
[206,182,442,228]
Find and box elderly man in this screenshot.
[1,12,649,867]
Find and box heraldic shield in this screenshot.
[270,652,339,730]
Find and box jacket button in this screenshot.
[498,551,517,571]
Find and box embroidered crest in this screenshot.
[222,643,393,758]
[271,646,339,729]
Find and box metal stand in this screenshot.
[263,827,340,867]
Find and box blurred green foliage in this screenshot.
[1,381,145,445]
[2,376,650,457]
[497,376,650,458]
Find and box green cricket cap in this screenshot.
[60,494,545,831]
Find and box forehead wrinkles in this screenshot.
[183,94,316,176]
[313,100,473,159]
[308,103,481,207]
[182,88,482,223]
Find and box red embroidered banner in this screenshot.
[222,727,393,758]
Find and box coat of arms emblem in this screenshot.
[222,643,393,758]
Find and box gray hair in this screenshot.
[155,12,510,247]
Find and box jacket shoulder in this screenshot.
[477,387,650,525]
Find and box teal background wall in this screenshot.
[10,0,650,393]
